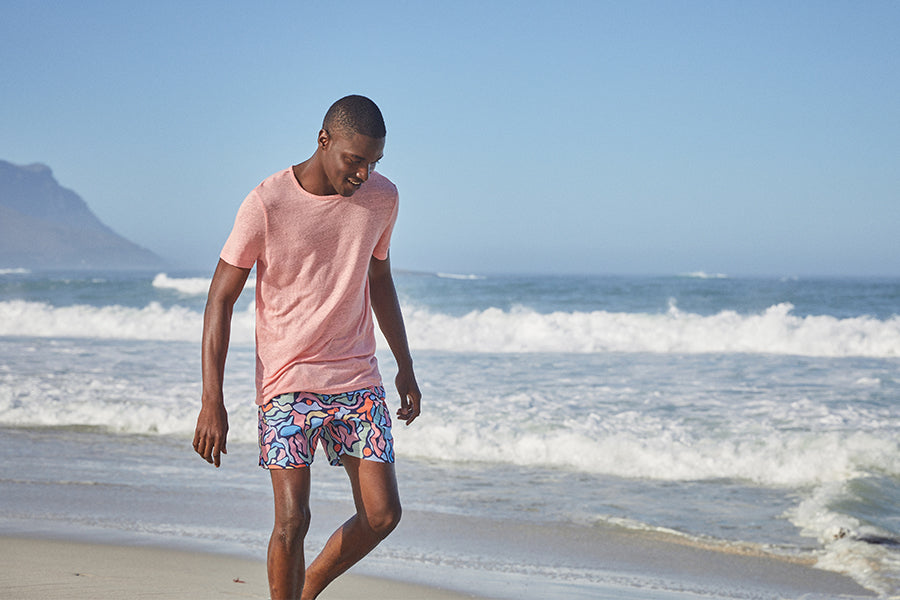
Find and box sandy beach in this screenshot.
[0,536,482,600]
[0,529,879,600]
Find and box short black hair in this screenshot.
[323,95,386,139]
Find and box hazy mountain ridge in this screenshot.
[0,160,165,270]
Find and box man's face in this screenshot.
[321,129,385,197]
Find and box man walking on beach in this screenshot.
[193,95,421,600]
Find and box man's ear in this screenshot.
[317,128,330,150]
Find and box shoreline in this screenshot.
[0,535,485,600]
[0,426,887,598]
[0,526,879,600]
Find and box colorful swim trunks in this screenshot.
[258,386,394,469]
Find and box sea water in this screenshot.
[0,269,898,597]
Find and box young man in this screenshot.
[193,95,421,600]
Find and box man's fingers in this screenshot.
[213,442,227,468]
[396,392,421,425]
[193,431,226,467]
[408,398,421,424]
[193,406,229,467]
[196,435,213,463]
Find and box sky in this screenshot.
[2,1,898,277]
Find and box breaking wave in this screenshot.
[152,272,255,296]
[2,300,899,357]
[402,302,900,357]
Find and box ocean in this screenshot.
[1,268,898,598]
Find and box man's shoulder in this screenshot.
[363,171,398,198]
[242,168,298,211]
[254,167,294,194]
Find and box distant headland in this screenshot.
[0,160,166,270]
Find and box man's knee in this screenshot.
[367,500,401,538]
[270,467,312,545]
[273,504,311,544]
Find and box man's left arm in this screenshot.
[369,253,421,425]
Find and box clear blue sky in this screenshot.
[2,1,898,276]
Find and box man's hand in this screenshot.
[395,368,421,425]
[193,402,229,467]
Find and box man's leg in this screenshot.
[301,458,401,600]
[268,468,312,600]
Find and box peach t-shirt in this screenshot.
[220,167,399,404]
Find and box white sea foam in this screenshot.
[393,421,900,487]
[4,356,894,489]
[436,272,486,280]
[0,300,255,345]
[0,268,30,275]
[3,299,900,357]
[0,339,258,440]
[398,302,900,357]
[151,273,211,295]
[0,369,259,441]
[680,271,728,279]
[151,273,256,295]
[789,483,900,596]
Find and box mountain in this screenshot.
[0,160,166,270]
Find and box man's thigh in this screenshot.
[270,467,312,522]
[342,456,400,517]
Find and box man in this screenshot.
[193,95,421,600]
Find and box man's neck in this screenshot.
[292,157,334,196]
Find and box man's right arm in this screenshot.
[192,259,252,467]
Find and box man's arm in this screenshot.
[193,259,252,467]
[368,253,421,425]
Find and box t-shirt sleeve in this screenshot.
[372,193,398,261]
[220,191,265,269]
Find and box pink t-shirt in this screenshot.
[220,167,399,404]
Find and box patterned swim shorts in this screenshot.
[258,386,394,469]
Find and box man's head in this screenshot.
[317,95,386,197]
[323,95,386,139]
